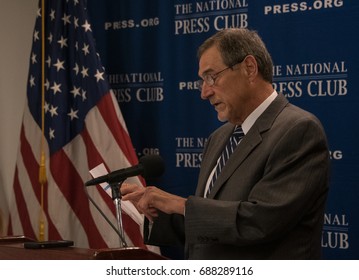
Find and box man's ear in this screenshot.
[243,55,258,82]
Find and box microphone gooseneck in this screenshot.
[84,154,165,248]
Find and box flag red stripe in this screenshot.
[7,216,13,236]
[97,94,138,165]
[82,122,146,248]
[122,212,146,249]
[12,167,36,240]
[50,149,107,248]
[16,124,62,241]
[19,124,42,207]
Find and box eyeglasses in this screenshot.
[196,58,245,91]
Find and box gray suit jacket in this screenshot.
[146,94,330,260]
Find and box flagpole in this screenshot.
[38,0,47,242]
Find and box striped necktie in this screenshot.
[206,125,244,197]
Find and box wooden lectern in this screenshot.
[0,236,165,260]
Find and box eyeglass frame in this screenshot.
[196,57,246,91]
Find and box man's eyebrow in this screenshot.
[199,68,214,77]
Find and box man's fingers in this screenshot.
[121,191,139,201]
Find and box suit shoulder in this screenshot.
[283,103,324,127]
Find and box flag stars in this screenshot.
[73,63,79,75]
[68,108,79,120]
[44,79,50,90]
[44,102,49,113]
[29,75,36,87]
[74,17,79,28]
[25,3,112,151]
[53,59,65,72]
[82,20,92,32]
[49,9,55,21]
[49,105,59,117]
[62,13,71,25]
[49,127,55,140]
[48,33,53,44]
[95,69,105,82]
[31,52,37,64]
[57,36,68,48]
[33,30,40,42]
[51,81,62,94]
[82,43,90,56]
[82,89,87,101]
[46,56,52,68]
[71,86,81,98]
[81,66,89,78]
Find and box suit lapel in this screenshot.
[207,93,289,198]
[207,129,262,198]
[196,124,233,196]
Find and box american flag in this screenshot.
[8,0,150,250]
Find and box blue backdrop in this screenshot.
[87,0,359,259]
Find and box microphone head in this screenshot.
[139,154,165,179]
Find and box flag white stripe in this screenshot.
[85,103,133,172]
[110,90,128,132]
[21,103,90,246]
[50,135,90,247]
[85,103,145,227]
[62,132,126,247]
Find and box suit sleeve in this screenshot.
[144,212,185,247]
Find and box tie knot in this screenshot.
[232,125,244,144]
[233,125,244,136]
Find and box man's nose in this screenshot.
[200,83,213,100]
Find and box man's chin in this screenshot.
[217,114,228,123]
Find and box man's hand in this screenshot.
[122,184,187,221]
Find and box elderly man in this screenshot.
[122,28,330,260]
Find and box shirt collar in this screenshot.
[241,90,278,134]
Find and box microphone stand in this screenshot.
[110,181,127,248]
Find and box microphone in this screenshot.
[85,154,165,186]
